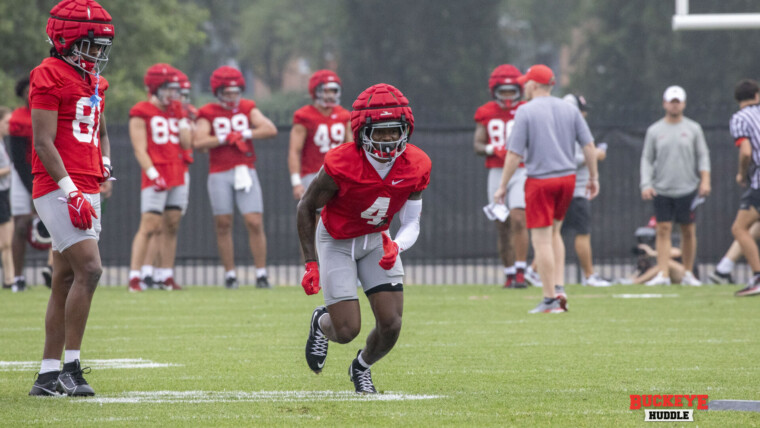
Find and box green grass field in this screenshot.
[1,283,759,427]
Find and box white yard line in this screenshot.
[612,293,679,299]
[71,390,444,404]
[0,358,181,372]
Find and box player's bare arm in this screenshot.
[128,117,155,171]
[100,112,110,159]
[248,108,278,139]
[192,118,218,149]
[737,138,751,186]
[178,117,192,150]
[344,120,353,143]
[288,123,307,200]
[296,168,338,261]
[581,141,600,200]
[31,109,68,182]
[473,123,490,155]
[494,151,522,204]
[699,170,711,196]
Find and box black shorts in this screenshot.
[0,190,10,224]
[561,197,590,235]
[739,187,760,212]
[653,191,697,225]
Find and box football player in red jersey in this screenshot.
[194,66,278,289]
[298,84,431,393]
[28,0,115,397]
[126,64,191,292]
[473,64,529,288]
[288,70,352,201]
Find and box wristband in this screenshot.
[178,118,191,131]
[291,173,302,187]
[242,129,253,139]
[146,166,160,180]
[485,145,495,155]
[103,156,111,167]
[57,176,78,195]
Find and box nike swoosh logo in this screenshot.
[317,361,325,368]
[391,179,404,185]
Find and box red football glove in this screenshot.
[66,190,98,230]
[493,146,507,160]
[379,232,400,270]
[225,131,248,153]
[168,100,184,118]
[182,149,194,165]
[301,261,321,295]
[151,175,168,192]
[102,163,113,180]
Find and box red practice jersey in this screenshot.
[293,104,350,176]
[197,99,257,173]
[473,100,525,168]
[130,101,186,189]
[321,143,432,240]
[9,106,33,164]
[29,57,108,198]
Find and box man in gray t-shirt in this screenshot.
[494,64,599,314]
[640,85,710,287]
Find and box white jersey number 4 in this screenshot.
[361,197,390,225]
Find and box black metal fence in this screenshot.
[14,104,749,286]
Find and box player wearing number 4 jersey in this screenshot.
[288,70,352,201]
[194,66,278,289]
[127,64,192,292]
[28,0,115,397]
[473,64,529,288]
[298,84,431,393]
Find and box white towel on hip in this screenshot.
[234,165,253,193]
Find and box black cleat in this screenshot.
[225,276,239,289]
[29,371,61,396]
[349,350,377,394]
[708,270,734,285]
[140,275,156,290]
[2,283,11,290]
[256,275,271,289]
[305,306,329,373]
[41,265,53,289]
[57,360,95,396]
[12,278,26,293]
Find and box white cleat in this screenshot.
[584,273,612,287]
[680,271,702,287]
[644,273,671,286]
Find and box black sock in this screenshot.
[753,272,760,277]
[543,297,555,304]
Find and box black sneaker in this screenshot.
[349,350,377,394]
[225,276,239,289]
[29,371,61,396]
[708,270,734,285]
[42,265,53,289]
[56,360,94,396]
[2,283,11,290]
[11,278,26,293]
[256,275,271,289]
[305,306,329,373]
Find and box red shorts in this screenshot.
[525,174,576,229]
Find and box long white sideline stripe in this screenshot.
[74,390,444,404]
[0,358,180,372]
[612,294,679,299]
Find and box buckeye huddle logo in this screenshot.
[630,394,708,422]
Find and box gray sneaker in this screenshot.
[29,371,61,396]
[554,285,567,300]
[56,360,94,396]
[528,298,567,314]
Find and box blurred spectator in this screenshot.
[640,85,710,286]
[0,106,14,288]
[561,94,611,287]
[618,218,686,285]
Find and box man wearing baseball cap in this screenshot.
[640,85,710,287]
[494,64,600,313]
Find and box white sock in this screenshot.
[163,268,174,279]
[14,275,24,282]
[504,266,516,275]
[64,350,80,364]
[155,268,172,282]
[225,270,236,279]
[129,270,140,280]
[40,359,60,374]
[256,268,267,278]
[515,261,527,269]
[716,257,735,274]
[141,265,154,279]
[357,352,371,369]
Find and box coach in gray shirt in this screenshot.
[494,64,599,314]
[640,85,710,287]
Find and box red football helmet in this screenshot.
[28,218,52,251]
[210,66,245,109]
[488,64,523,107]
[309,70,342,108]
[350,83,414,161]
[144,63,181,105]
[46,0,115,75]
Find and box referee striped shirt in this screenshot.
[730,104,760,189]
